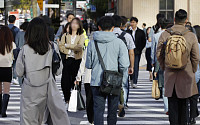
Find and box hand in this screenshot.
[74,80,79,85]
[128,67,134,74]
[154,72,157,78]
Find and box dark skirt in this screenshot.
[0,67,12,82]
[145,48,152,72]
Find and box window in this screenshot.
[159,0,174,22]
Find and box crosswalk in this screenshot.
[80,71,200,125]
[0,71,200,125]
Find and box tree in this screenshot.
[13,0,31,10]
[87,0,108,20]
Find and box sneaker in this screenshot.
[130,80,134,88]
[189,118,196,125]
[132,84,137,88]
[12,78,19,85]
[65,103,69,110]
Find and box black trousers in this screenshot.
[145,48,152,72]
[61,57,81,102]
[84,84,94,124]
[188,94,199,119]
[168,89,187,125]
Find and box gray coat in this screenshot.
[16,44,71,125]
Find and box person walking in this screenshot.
[142,23,147,37]
[156,9,199,125]
[59,18,85,105]
[145,27,153,81]
[16,17,71,125]
[152,18,169,114]
[56,13,75,42]
[112,15,135,110]
[127,17,146,88]
[0,26,16,117]
[86,16,129,125]
[74,48,93,124]
[8,15,20,85]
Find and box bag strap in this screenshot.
[94,40,106,70]
[120,31,126,37]
[180,29,190,36]
[166,28,190,36]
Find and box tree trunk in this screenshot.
[32,0,37,17]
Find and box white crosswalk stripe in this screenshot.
[80,71,200,125]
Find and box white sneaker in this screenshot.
[12,78,19,85]
[130,80,134,88]
[132,84,137,88]
[65,103,69,110]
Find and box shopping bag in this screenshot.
[77,89,85,110]
[152,80,160,99]
[68,87,78,112]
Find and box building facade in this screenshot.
[118,0,200,28]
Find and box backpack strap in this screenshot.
[167,28,190,36]
[166,28,174,35]
[120,31,126,37]
[180,29,190,36]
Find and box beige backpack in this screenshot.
[165,28,190,69]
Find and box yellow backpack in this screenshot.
[165,28,190,69]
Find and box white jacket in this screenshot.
[76,48,91,84]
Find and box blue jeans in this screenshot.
[123,78,129,106]
[91,86,119,125]
[162,88,168,113]
[131,54,141,84]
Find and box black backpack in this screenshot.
[116,31,127,47]
[10,26,17,42]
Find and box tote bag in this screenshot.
[152,80,160,99]
[68,87,78,112]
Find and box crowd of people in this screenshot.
[0,8,200,125]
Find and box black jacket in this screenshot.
[126,28,146,55]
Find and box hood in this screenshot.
[93,31,117,43]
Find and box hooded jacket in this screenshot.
[85,31,130,86]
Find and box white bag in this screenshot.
[68,87,78,112]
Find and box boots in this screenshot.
[0,94,2,114]
[1,94,10,117]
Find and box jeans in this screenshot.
[12,60,17,79]
[91,86,119,125]
[162,88,168,113]
[131,54,141,84]
[84,84,94,124]
[123,78,129,105]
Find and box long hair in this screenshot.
[154,14,165,34]
[0,26,13,55]
[25,17,50,55]
[69,18,84,35]
[62,22,70,34]
[146,27,151,40]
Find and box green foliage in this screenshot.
[87,0,108,20]
[13,0,31,10]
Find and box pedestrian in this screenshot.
[152,17,169,114]
[41,15,55,41]
[55,13,75,42]
[127,17,146,88]
[8,15,20,85]
[142,23,147,36]
[85,16,129,125]
[82,20,88,34]
[112,15,135,111]
[0,26,16,117]
[120,16,128,31]
[59,17,85,105]
[74,48,93,124]
[156,9,199,125]
[145,27,153,81]
[16,17,71,125]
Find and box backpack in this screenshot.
[116,31,127,47]
[10,26,17,42]
[164,28,190,69]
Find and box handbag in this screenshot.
[68,86,78,112]
[52,43,61,75]
[94,41,123,96]
[152,79,160,99]
[77,86,85,110]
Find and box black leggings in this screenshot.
[61,57,81,102]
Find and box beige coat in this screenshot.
[59,33,86,60]
[157,24,200,98]
[16,44,71,125]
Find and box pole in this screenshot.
[73,0,76,16]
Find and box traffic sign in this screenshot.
[91,5,96,12]
[37,0,43,11]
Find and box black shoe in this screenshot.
[124,104,129,109]
[2,94,10,117]
[189,118,196,125]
